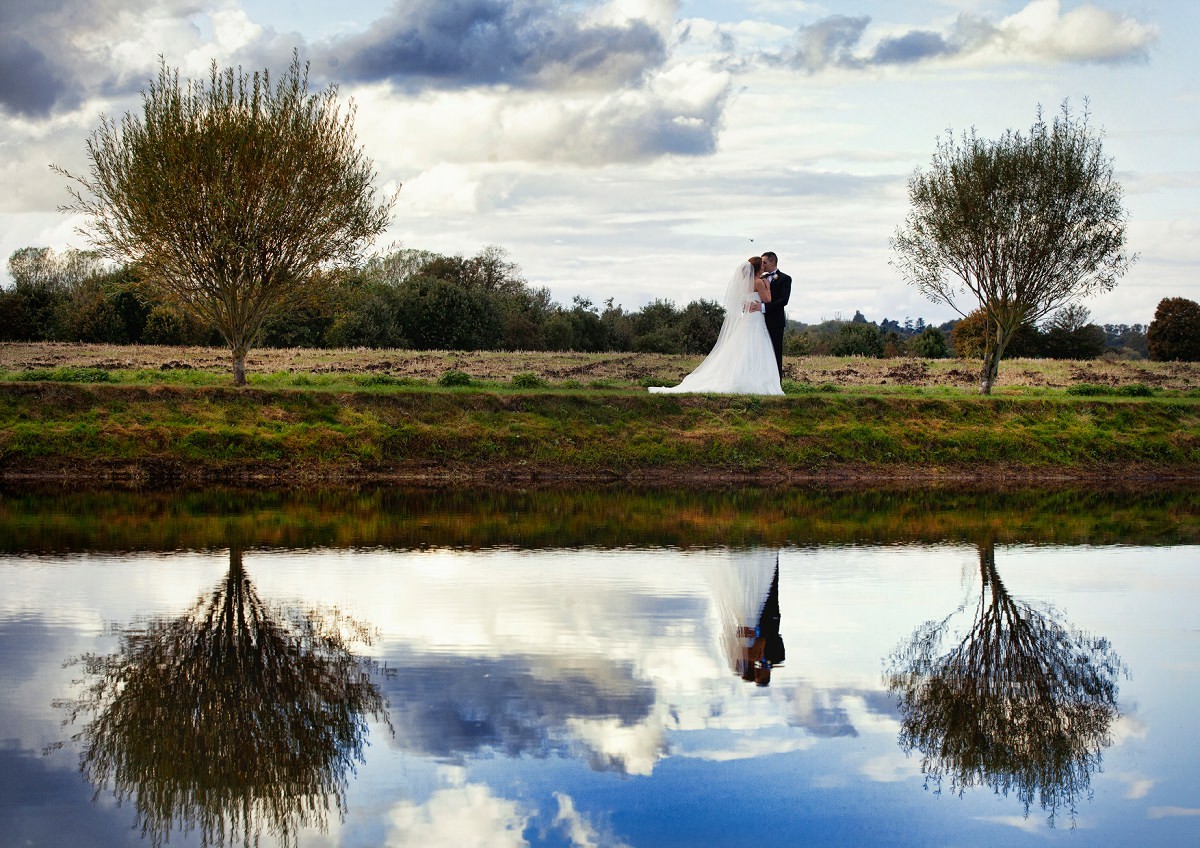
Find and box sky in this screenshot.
[1,0,1197,327]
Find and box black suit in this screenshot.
[762,270,791,379]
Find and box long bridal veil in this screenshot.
[648,261,783,395]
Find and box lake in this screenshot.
[1,486,1197,847]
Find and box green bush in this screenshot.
[511,372,548,389]
[1066,384,1109,396]
[783,381,817,394]
[437,369,473,387]
[18,367,113,383]
[1118,383,1153,397]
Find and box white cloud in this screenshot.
[679,733,816,762]
[1109,712,1149,745]
[993,0,1158,64]
[1147,806,1200,819]
[859,753,920,784]
[972,814,1045,833]
[1124,778,1155,800]
[566,713,667,776]
[552,792,631,848]
[775,0,1157,73]
[387,782,530,848]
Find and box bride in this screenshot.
[648,257,784,395]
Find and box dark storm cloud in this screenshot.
[870,30,954,65]
[0,0,202,119]
[0,0,79,119]
[0,33,75,117]
[316,0,667,90]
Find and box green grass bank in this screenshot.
[1,380,1196,485]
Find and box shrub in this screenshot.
[18,367,113,383]
[437,369,473,387]
[511,372,547,389]
[1118,383,1153,397]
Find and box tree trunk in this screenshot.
[978,317,1009,395]
[979,349,999,395]
[231,346,247,387]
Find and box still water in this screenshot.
[1,487,1197,847]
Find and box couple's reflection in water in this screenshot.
[57,547,389,848]
[885,539,1126,827]
[714,550,785,686]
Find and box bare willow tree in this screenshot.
[891,101,1133,394]
[55,53,394,384]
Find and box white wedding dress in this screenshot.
[648,261,783,395]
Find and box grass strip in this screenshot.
[1,382,1197,481]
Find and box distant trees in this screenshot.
[1,242,1159,361]
[830,322,885,357]
[892,101,1134,393]
[1040,304,1107,360]
[1102,323,1148,360]
[1147,297,1200,361]
[909,326,948,359]
[55,54,393,385]
[0,247,151,343]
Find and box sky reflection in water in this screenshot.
[0,498,1198,847]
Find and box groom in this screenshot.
[759,251,791,380]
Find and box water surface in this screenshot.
[1,487,1197,847]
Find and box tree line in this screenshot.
[0,244,728,355]
[4,243,1186,361]
[790,305,1155,361]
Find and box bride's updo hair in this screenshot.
[748,256,763,275]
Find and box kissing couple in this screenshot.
[649,252,792,395]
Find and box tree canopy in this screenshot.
[891,101,1134,393]
[1147,297,1200,362]
[55,53,393,384]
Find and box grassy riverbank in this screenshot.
[1,375,1197,485]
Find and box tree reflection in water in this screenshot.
[885,541,1125,827]
[57,548,388,847]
